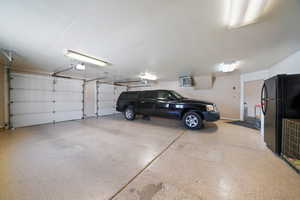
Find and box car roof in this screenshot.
[124,90,171,93]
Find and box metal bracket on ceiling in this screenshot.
[52,66,86,81]
[52,66,74,76]
[51,68,87,81]
[0,49,13,64]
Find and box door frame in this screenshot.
[240,70,269,136]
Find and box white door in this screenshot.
[53,77,83,122]
[10,73,54,127]
[97,83,127,116]
[115,86,128,101]
[10,73,84,128]
[97,84,115,116]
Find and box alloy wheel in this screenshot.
[185,115,199,128]
[125,109,133,119]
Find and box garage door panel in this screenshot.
[99,96,116,102]
[55,78,83,92]
[11,102,53,115]
[10,90,53,102]
[98,92,115,101]
[53,78,83,122]
[10,73,84,128]
[54,111,82,122]
[99,104,116,110]
[55,92,83,102]
[98,84,114,116]
[11,113,53,128]
[98,84,114,91]
[10,73,53,90]
[98,108,117,116]
[115,86,127,96]
[99,101,116,108]
[55,102,83,112]
[97,84,127,116]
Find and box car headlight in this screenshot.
[213,104,218,112]
[206,105,214,112]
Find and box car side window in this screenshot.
[157,91,171,100]
[142,91,157,99]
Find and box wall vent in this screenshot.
[179,76,193,87]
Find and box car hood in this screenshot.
[178,98,214,105]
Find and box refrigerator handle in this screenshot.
[261,83,268,116]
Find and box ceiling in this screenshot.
[1,0,300,81]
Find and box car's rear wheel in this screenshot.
[183,111,202,130]
[124,106,136,120]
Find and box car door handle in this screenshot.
[141,101,145,103]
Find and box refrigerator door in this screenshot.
[262,74,300,155]
[283,75,300,118]
[263,76,279,154]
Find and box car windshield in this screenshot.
[170,91,184,100]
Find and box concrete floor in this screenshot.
[0,115,299,200]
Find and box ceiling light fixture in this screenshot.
[218,61,240,73]
[75,63,86,71]
[139,72,157,81]
[226,0,269,28]
[64,49,110,67]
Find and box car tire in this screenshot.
[183,111,202,130]
[124,106,136,121]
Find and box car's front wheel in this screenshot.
[183,111,202,130]
[124,106,136,120]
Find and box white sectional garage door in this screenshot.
[10,73,83,128]
[10,73,54,128]
[97,83,127,116]
[54,77,83,123]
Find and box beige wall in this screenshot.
[244,80,264,118]
[132,74,241,119]
[0,65,5,129]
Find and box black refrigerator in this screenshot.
[261,74,300,155]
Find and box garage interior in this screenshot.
[1,0,300,200]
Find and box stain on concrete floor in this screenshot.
[137,182,163,200]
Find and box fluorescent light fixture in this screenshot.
[139,72,157,80]
[244,0,269,24]
[226,0,269,28]
[218,61,240,72]
[64,50,110,67]
[75,63,85,71]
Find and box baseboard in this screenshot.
[221,117,240,121]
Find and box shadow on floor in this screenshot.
[227,120,260,130]
[101,114,218,133]
[199,122,218,134]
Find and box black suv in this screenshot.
[116,90,220,129]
